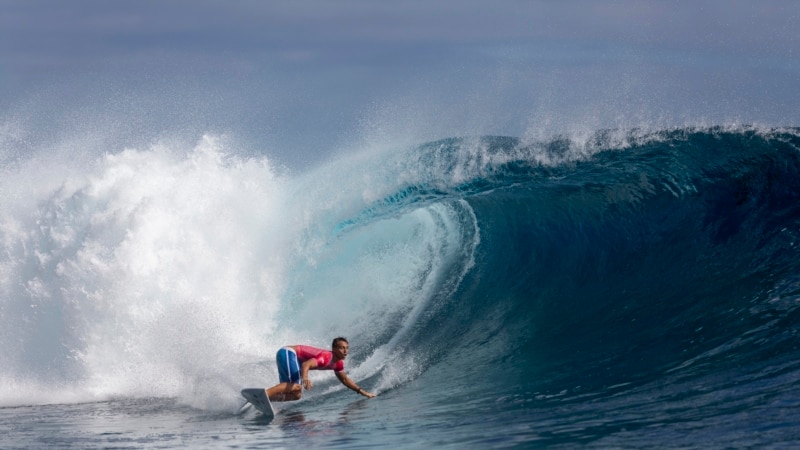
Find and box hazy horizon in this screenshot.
[1,1,798,168]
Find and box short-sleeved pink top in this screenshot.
[294,345,345,372]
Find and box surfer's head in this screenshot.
[332,337,349,359]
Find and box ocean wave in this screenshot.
[1,127,799,425]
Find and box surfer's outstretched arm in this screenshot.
[335,371,376,398]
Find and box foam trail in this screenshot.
[0,136,292,407]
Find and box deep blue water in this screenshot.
[2,127,800,448]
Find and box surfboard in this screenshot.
[241,388,275,419]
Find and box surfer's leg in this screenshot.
[270,347,302,401]
[280,383,302,401]
[266,382,302,401]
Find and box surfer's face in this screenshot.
[333,342,349,359]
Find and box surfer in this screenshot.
[265,337,376,401]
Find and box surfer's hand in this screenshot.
[361,390,376,398]
[302,378,312,390]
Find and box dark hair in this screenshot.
[332,337,349,348]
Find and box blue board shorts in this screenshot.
[276,347,301,384]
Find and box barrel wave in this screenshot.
[2,127,800,446]
[338,127,800,446]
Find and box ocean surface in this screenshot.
[2,126,800,448]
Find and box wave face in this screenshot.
[388,127,800,445]
[2,127,800,444]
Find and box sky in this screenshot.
[1,1,798,168]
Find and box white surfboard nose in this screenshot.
[241,388,275,419]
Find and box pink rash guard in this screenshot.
[294,345,345,372]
